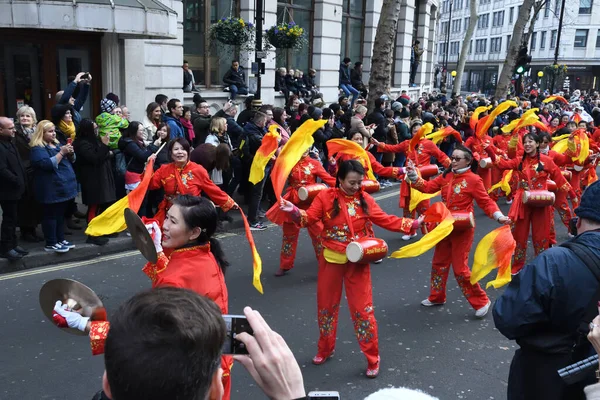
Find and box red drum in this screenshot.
[419,164,440,179]
[361,179,381,194]
[298,184,327,202]
[547,180,557,192]
[522,190,555,207]
[562,170,572,180]
[346,237,388,264]
[479,158,493,169]
[451,212,475,231]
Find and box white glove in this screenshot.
[53,301,89,332]
[406,169,419,183]
[145,222,163,253]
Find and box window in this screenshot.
[439,42,447,56]
[580,0,593,14]
[596,30,600,47]
[477,13,489,29]
[183,0,239,87]
[531,32,537,50]
[475,38,487,53]
[544,0,551,17]
[441,21,450,36]
[490,37,502,53]
[555,0,561,15]
[451,19,462,33]
[492,11,504,27]
[464,17,470,31]
[540,31,547,49]
[550,30,557,48]
[509,7,514,23]
[341,0,365,66]
[469,40,473,54]
[507,34,512,50]
[277,0,314,71]
[480,0,491,4]
[450,41,460,55]
[574,29,589,47]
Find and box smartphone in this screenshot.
[222,315,253,355]
[67,138,72,145]
[307,391,340,399]
[81,73,90,80]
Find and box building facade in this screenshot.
[435,0,600,95]
[1,0,439,121]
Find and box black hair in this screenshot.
[74,118,96,142]
[146,102,161,120]
[519,133,544,172]
[343,57,351,64]
[167,98,181,114]
[104,287,226,400]
[272,107,286,126]
[374,98,385,109]
[168,137,191,160]
[50,103,73,126]
[331,160,369,218]
[182,105,191,116]
[172,195,230,272]
[539,132,552,143]
[122,121,143,141]
[152,123,169,142]
[155,94,168,105]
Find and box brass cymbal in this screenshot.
[124,208,158,263]
[39,279,106,336]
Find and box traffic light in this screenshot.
[514,46,532,75]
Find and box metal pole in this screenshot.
[441,0,453,91]
[550,0,566,94]
[254,0,263,101]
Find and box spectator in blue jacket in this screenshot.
[339,57,359,108]
[56,72,91,128]
[163,98,185,139]
[493,180,600,400]
[29,120,78,253]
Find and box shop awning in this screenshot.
[0,0,178,39]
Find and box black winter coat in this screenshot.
[73,137,116,205]
[117,137,157,174]
[223,67,247,88]
[0,138,26,201]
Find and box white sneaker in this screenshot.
[506,199,513,205]
[373,259,383,264]
[402,233,418,241]
[475,300,492,318]
[421,298,445,307]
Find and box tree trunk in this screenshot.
[493,0,536,99]
[452,0,478,97]
[366,0,402,113]
[522,0,547,47]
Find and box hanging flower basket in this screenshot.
[264,22,307,50]
[544,63,568,77]
[210,17,255,49]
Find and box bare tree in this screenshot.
[493,0,536,99]
[452,0,478,97]
[366,0,402,112]
[522,0,549,46]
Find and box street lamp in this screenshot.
[537,70,544,89]
[441,0,454,92]
[451,70,457,91]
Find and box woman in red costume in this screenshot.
[371,121,451,240]
[54,195,234,399]
[486,132,572,274]
[279,160,422,378]
[405,145,510,317]
[464,127,502,191]
[266,149,336,277]
[490,126,523,203]
[150,138,236,223]
[329,131,405,181]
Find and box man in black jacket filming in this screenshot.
[494,180,600,400]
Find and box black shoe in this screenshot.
[13,246,29,255]
[0,249,24,261]
[74,210,87,219]
[103,233,119,238]
[86,236,109,246]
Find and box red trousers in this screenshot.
[428,227,489,309]
[511,206,552,273]
[403,200,430,235]
[222,355,232,400]
[280,221,323,271]
[550,190,573,245]
[316,259,379,366]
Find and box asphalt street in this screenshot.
[0,189,569,400]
